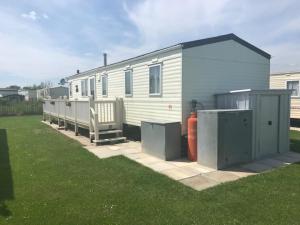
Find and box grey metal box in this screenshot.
[197,109,252,169]
[141,121,181,160]
[215,90,291,159]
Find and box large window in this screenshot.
[102,75,108,96]
[125,70,132,96]
[81,79,88,96]
[149,64,161,95]
[287,81,299,97]
[89,78,95,97]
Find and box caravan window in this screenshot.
[287,81,299,97]
[149,64,161,96]
[89,78,95,96]
[102,75,108,96]
[125,70,132,96]
[81,79,88,96]
[69,82,72,97]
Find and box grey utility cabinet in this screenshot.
[215,90,291,159]
[141,121,181,160]
[197,109,252,169]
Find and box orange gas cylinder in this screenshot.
[187,112,197,161]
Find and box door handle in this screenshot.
[268,121,272,125]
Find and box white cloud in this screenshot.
[42,13,49,19]
[0,8,98,86]
[21,10,37,20]
[122,0,300,73]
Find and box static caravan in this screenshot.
[37,86,69,100]
[270,72,300,120]
[64,33,270,139]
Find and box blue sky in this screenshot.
[0,0,300,87]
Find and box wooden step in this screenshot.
[93,137,126,144]
[99,129,122,135]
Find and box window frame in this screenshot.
[124,70,133,97]
[89,76,96,97]
[81,79,88,97]
[148,63,162,96]
[286,80,300,97]
[101,74,108,97]
[69,82,73,97]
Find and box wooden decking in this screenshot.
[43,97,126,144]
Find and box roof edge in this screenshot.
[181,33,271,59]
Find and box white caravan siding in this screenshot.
[181,40,270,133]
[270,73,300,119]
[70,48,183,127]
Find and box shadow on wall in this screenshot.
[0,129,14,217]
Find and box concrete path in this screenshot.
[43,121,300,191]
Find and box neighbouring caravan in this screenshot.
[270,72,300,120]
[65,33,271,135]
[37,86,69,100]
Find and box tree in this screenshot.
[22,81,53,90]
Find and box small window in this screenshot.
[125,70,132,96]
[69,82,73,97]
[81,79,88,96]
[89,78,95,97]
[287,81,299,97]
[149,64,161,95]
[102,75,108,96]
[75,85,79,93]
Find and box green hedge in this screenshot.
[0,101,43,116]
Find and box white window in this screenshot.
[287,81,299,97]
[81,79,88,96]
[69,82,72,97]
[102,75,108,96]
[89,78,95,97]
[125,70,133,96]
[149,64,161,95]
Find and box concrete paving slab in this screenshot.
[185,164,216,173]
[284,151,300,161]
[146,161,177,172]
[108,146,121,151]
[223,167,258,178]
[168,158,194,167]
[161,167,201,180]
[180,175,220,191]
[123,153,142,160]
[203,171,240,183]
[135,156,162,166]
[258,158,288,168]
[121,148,142,155]
[241,162,274,173]
[273,155,299,164]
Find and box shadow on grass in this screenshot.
[0,129,13,217]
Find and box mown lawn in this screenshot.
[0,115,300,225]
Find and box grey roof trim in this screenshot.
[215,89,292,95]
[0,88,19,91]
[270,71,300,76]
[66,33,271,80]
[181,33,271,59]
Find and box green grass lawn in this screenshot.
[0,115,300,225]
